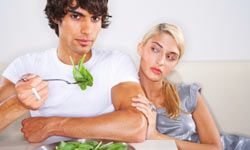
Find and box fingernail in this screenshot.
[131,103,136,106]
[136,106,141,110]
[132,98,137,101]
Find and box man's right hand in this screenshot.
[15,74,48,110]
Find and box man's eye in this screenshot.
[91,16,101,22]
[71,14,80,20]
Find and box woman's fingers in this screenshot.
[132,94,150,105]
[132,102,155,119]
[132,101,150,112]
[131,94,157,121]
[132,95,157,111]
[132,95,158,140]
[137,106,150,120]
[132,103,151,121]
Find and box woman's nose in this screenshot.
[157,54,166,66]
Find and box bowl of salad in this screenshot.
[35,139,135,150]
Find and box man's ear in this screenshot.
[137,42,143,56]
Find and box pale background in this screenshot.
[0,0,250,136]
[0,0,250,63]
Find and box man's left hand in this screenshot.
[21,117,55,143]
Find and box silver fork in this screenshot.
[21,78,81,84]
[43,79,81,84]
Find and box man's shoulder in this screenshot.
[23,48,55,57]
[94,49,131,62]
[95,49,127,56]
[17,48,56,61]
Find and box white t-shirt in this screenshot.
[2,48,139,117]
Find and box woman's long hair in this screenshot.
[162,81,181,118]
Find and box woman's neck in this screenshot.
[139,69,164,101]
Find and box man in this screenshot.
[0,0,147,143]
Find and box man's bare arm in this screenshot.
[21,82,148,143]
[0,78,28,132]
[0,77,16,102]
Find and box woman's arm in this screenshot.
[185,93,222,150]
[132,93,222,150]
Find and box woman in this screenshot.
[132,23,250,149]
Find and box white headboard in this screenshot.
[168,61,250,136]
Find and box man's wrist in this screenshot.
[47,117,66,136]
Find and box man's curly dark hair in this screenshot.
[45,0,111,36]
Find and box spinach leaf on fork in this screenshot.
[70,54,93,91]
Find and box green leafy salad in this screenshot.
[55,140,129,150]
[70,55,93,90]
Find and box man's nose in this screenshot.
[80,19,92,35]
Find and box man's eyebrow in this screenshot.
[67,9,83,16]
[152,42,163,48]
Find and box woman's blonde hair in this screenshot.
[141,23,185,59]
[141,23,185,118]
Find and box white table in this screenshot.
[0,116,177,150]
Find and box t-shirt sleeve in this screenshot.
[2,56,26,84]
[2,54,38,84]
[178,83,202,113]
[109,52,139,88]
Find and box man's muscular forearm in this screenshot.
[58,109,147,142]
[0,95,28,132]
[0,78,16,103]
[21,82,148,143]
[22,109,147,143]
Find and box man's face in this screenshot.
[58,7,102,56]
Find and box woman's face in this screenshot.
[138,33,180,82]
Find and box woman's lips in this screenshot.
[75,39,92,47]
[150,67,162,75]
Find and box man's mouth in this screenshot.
[75,39,92,47]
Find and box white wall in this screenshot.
[0,0,57,64]
[0,0,250,64]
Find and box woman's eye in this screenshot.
[167,54,178,61]
[151,47,159,53]
[71,14,80,20]
[91,16,101,22]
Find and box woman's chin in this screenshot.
[148,75,163,82]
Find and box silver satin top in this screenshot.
[156,83,250,150]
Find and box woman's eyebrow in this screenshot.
[169,51,179,55]
[152,42,163,48]
[167,51,180,58]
